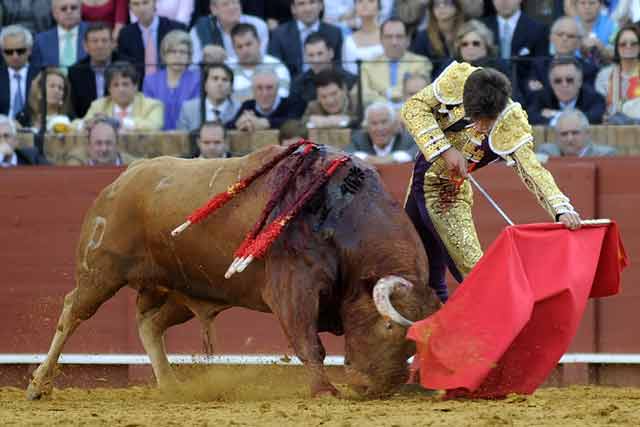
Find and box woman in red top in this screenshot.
[81,0,129,39]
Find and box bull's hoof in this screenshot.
[311,384,339,398]
[25,383,46,401]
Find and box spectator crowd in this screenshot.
[1,0,635,167]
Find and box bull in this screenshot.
[26,145,440,399]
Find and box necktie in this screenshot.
[61,31,75,68]
[144,27,157,75]
[501,22,512,60]
[12,73,24,118]
[389,61,399,87]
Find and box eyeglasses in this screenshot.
[552,77,576,85]
[60,4,80,12]
[3,48,27,56]
[618,40,639,47]
[553,32,578,39]
[461,40,482,48]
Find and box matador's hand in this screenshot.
[441,147,468,178]
[559,211,581,230]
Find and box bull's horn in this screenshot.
[373,276,415,327]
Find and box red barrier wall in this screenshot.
[0,158,638,387]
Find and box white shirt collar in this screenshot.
[498,10,521,32]
[114,103,133,116]
[296,20,320,34]
[8,65,28,79]
[57,25,79,38]
[138,15,159,33]
[255,95,281,116]
[372,137,395,157]
[206,97,231,115]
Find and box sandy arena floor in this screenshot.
[2,366,640,426]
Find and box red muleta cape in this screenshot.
[407,222,628,399]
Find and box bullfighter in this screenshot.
[401,62,582,303]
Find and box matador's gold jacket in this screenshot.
[401,61,576,219]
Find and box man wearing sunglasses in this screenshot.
[31,0,89,69]
[401,61,581,303]
[0,25,39,127]
[527,56,605,125]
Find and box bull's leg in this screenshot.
[26,273,126,400]
[136,291,194,388]
[263,260,338,397]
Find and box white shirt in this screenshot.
[497,10,521,43]
[190,14,269,66]
[114,104,135,129]
[228,54,291,103]
[8,65,28,118]
[205,97,231,121]
[57,25,79,65]
[550,99,578,126]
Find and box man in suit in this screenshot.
[117,0,186,83]
[177,63,240,131]
[482,0,548,100]
[289,32,357,108]
[527,57,606,125]
[79,61,164,131]
[268,0,343,77]
[229,67,304,130]
[359,17,432,108]
[0,114,48,167]
[67,117,137,165]
[346,101,417,164]
[68,22,124,118]
[0,25,38,126]
[31,0,89,69]
[536,109,617,158]
[190,0,269,65]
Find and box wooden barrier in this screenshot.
[0,159,639,387]
[308,128,352,150]
[43,131,192,165]
[228,130,279,155]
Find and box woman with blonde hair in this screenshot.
[453,19,510,77]
[410,0,466,76]
[142,29,200,130]
[28,67,74,132]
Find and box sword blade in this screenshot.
[467,174,515,226]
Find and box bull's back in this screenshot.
[77,152,279,310]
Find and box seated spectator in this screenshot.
[394,0,429,38]
[228,23,290,104]
[526,16,598,99]
[195,120,231,158]
[402,73,429,101]
[359,17,432,108]
[289,32,357,107]
[346,101,416,164]
[81,0,128,39]
[143,30,200,130]
[268,0,343,76]
[177,63,240,131]
[32,0,89,69]
[118,0,187,82]
[68,116,137,165]
[453,20,511,79]
[0,114,48,166]
[536,109,617,157]
[527,57,606,125]
[190,0,269,65]
[410,0,466,77]
[341,0,383,75]
[278,119,309,146]
[595,24,640,124]
[230,67,304,131]
[575,0,617,65]
[81,61,164,131]
[302,69,358,128]
[69,22,126,118]
[0,25,38,126]
[130,0,195,27]
[1,1,53,35]
[28,67,74,132]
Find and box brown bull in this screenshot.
[26,145,440,399]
